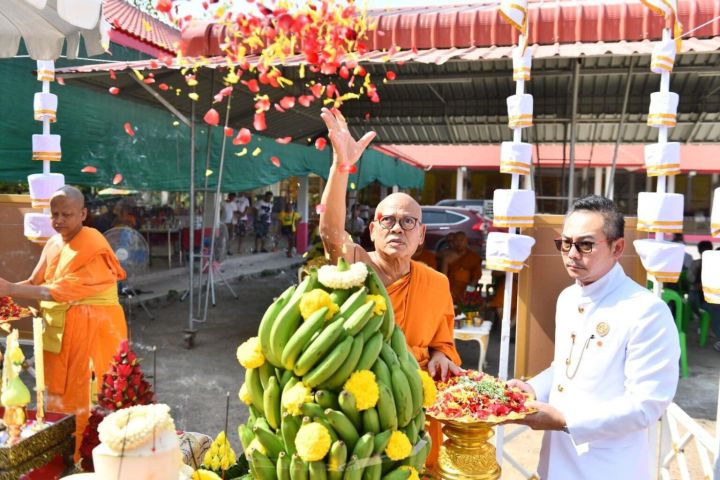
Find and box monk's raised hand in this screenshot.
[320,107,376,166]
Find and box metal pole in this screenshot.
[187,102,197,341]
[606,58,635,200]
[568,59,580,209]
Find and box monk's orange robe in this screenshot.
[32,227,128,458]
[387,260,461,471]
[446,249,482,302]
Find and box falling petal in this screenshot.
[112,174,123,185]
[253,112,266,131]
[213,93,224,103]
[158,83,169,91]
[143,78,155,84]
[234,148,248,157]
[252,147,262,157]
[298,95,314,107]
[270,156,281,167]
[142,19,152,32]
[219,86,233,96]
[386,71,396,80]
[123,122,135,137]
[155,0,172,13]
[233,128,252,145]
[279,96,295,109]
[274,104,286,113]
[81,166,97,173]
[172,121,180,126]
[350,182,356,189]
[275,136,292,144]
[57,77,65,86]
[132,68,144,81]
[314,138,327,151]
[203,108,220,126]
[109,87,120,95]
[315,204,327,214]
[205,169,213,176]
[224,127,234,137]
[189,92,199,101]
[109,70,116,80]
[242,79,260,93]
[310,83,324,98]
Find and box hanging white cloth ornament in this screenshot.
[650,36,676,74]
[644,142,680,177]
[647,91,679,128]
[28,173,65,208]
[710,187,720,238]
[485,232,535,273]
[701,250,720,304]
[633,239,685,284]
[24,212,55,244]
[492,189,535,229]
[32,134,62,162]
[512,45,532,81]
[506,94,533,129]
[637,192,684,234]
[33,92,58,122]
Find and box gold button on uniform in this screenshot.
[557,384,564,392]
[578,305,585,314]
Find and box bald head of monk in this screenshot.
[369,193,425,260]
[50,186,87,242]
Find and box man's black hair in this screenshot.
[567,195,625,240]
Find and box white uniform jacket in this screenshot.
[528,263,680,480]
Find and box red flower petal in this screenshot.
[203,108,220,126]
[270,156,281,167]
[279,96,295,109]
[158,83,169,91]
[310,83,324,98]
[155,0,172,13]
[109,70,116,80]
[241,79,260,93]
[219,86,233,96]
[275,136,292,144]
[339,66,350,79]
[108,87,120,95]
[81,166,97,173]
[386,71,396,81]
[314,137,327,151]
[224,127,234,137]
[233,128,252,145]
[143,78,155,84]
[123,122,135,136]
[213,93,224,104]
[112,174,123,185]
[315,204,327,214]
[274,104,286,113]
[253,112,266,131]
[298,95,314,107]
[57,77,65,86]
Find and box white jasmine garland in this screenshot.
[317,261,368,289]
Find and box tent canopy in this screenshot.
[0,0,108,60]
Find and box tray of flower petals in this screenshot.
[426,370,536,424]
[0,297,31,322]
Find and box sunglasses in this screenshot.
[554,238,610,254]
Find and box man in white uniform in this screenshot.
[509,195,680,480]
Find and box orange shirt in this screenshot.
[413,249,437,270]
[446,249,483,302]
[387,261,461,369]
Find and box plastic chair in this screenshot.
[698,308,711,347]
[662,289,689,378]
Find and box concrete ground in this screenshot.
[116,252,717,479]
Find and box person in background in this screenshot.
[279,200,302,257]
[254,191,274,253]
[412,243,437,270]
[508,195,679,480]
[221,193,239,255]
[688,240,720,352]
[0,186,127,460]
[346,203,366,243]
[665,233,692,293]
[439,231,483,302]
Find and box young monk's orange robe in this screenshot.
[413,248,437,270]
[32,227,128,458]
[387,260,461,471]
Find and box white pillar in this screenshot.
[594,167,603,195]
[392,185,399,194]
[298,176,309,220]
[456,167,466,200]
[668,174,676,194]
[604,166,612,197]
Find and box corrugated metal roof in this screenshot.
[181,0,720,57]
[104,0,179,55]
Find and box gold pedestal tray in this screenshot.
[436,420,501,480]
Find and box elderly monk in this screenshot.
[0,186,128,458]
[318,108,461,469]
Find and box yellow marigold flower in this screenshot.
[418,369,438,408]
[385,431,412,461]
[295,422,332,461]
[192,469,222,480]
[282,381,312,416]
[365,295,387,316]
[343,370,379,411]
[399,466,420,480]
[236,337,265,368]
[299,289,339,321]
[238,383,252,406]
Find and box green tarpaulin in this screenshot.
[0,53,423,192]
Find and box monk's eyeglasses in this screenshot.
[554,238,609,254]
[376,215,419,231]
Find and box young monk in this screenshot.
[0,185,128,459]
[318,108,462,469]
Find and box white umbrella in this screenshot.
[0,0,109,60]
